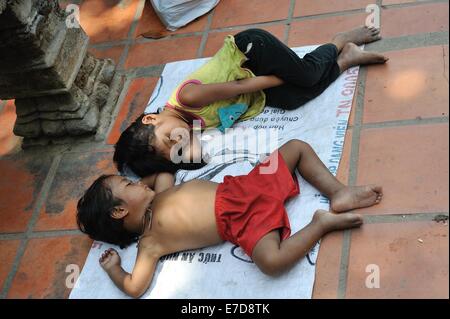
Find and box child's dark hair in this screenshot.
[113,112,206,177]
[77,175,139,249]
[113,113,178,177]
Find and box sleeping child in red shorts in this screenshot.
[77,139,383,298]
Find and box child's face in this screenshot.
[144,115,201,163]
[106,176,155,230]
[144,114,189,160]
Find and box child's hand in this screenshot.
[99,248,121,271]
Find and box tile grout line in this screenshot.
[337,230,352,299]
[134,30,205,44]
[97,0,145,144]
[360,116,449,130]
[28,141,114,157]
[292,0,447,21]
[60,144,115,155]
[129,64,165,79]
[367,31,449,53]
[292,8,368,21]
[101,76,133,145]
[0,240,27,299]
[126,0,146,40]
[201,19,289,32]
[283,0,297,44]
[364,212,449,224]
[116,0,146,71]
[0,154,62,299]
[442,44,449,84]
[196,7,215,58]
[380,0,449,9]
[348,68,368,187]
[0,229,84,241]
[336,66,369,299]
[346,114,450,130]
[89,39,130,49]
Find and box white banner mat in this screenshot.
[70,45,359,299]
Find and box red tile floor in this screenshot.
[0,0,448,298]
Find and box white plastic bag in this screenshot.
[150,0,220,31]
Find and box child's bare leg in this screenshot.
[276,140,383,212]
[331,26,382,52]
[337,43,388,73]
[252,209,363,276]
[328,26,388,73]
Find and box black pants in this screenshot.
[234,28,341,110]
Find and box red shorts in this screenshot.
[214,151,300,257]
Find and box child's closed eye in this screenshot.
[122,178,133,186]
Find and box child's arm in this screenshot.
[179,75,284,108]
[100,246,161,298]
[154,172,175,193]
[140,174,157,188]
[140,172,175,193]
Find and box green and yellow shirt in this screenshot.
[166,35,266,129]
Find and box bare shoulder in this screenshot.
[156,172,174,185]
[178,82,202,107]
[140,174,158,187]
[154,172,175,193]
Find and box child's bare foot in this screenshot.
[332,26,382,51]
[337,42,388,72]
[330,184,383,213]
[313,209,363,233]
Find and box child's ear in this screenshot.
[142,114,158,125]
[111,207,129,220]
